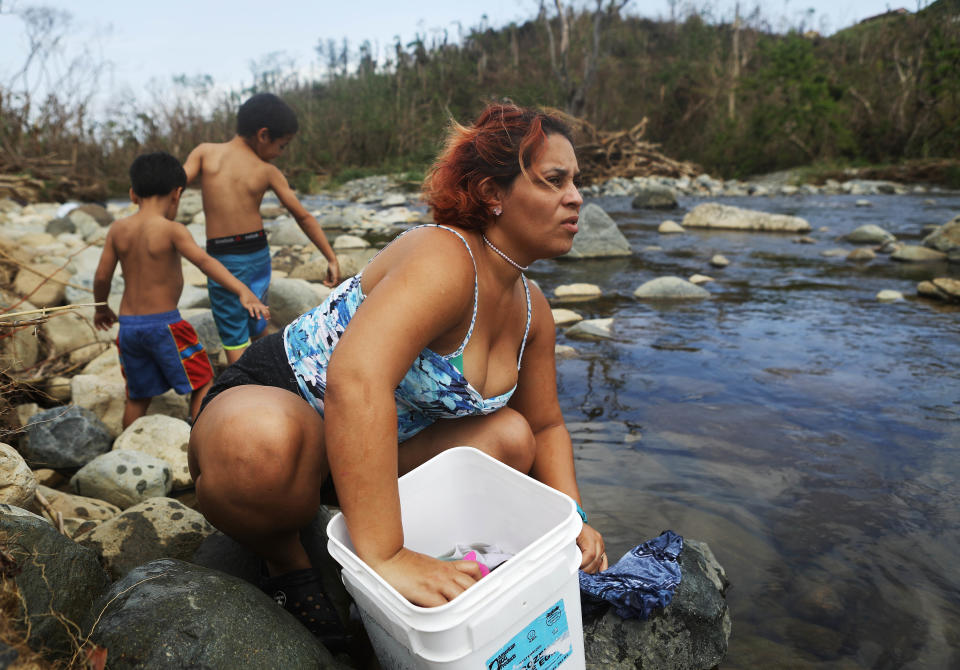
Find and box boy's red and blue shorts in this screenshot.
[117,310,214,399]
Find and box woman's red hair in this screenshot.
[423,103,574,231]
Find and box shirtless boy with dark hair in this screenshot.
[93,151,270,427]
[183,92,340,364]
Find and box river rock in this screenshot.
[36,485,121,522]
[709,254,730,268]
[268,277,325,327]
[631,186,678,209]
[564,204,632,258]
[73,203,113,226]
[45,216,76,235]
[658,220,684,234]
[682,203,811,233]
[820,248,848,257]
[551,308,583,327]
[922,215,960,255]
[181,308,223,360]
[67,209,102,240]
[566,318,614,340]
[83,559,336,669]
[555,344,578,359]
[554,283,602,300]
[175,189,203,224]
[69,374,126,437]
[634,277,711,300]
[332,233,370,250]
[267,216,311,246]
[21,405,112,469]
[113,415,192,490]
[41,306,114,365]
[12,262,71,307]
[0,294,40,373]
[917,277,960,303]
[876,290,904,302]
[846,224,895,244]
[689,274,714,284]
[0,442,37,507]
[891,245,947,262]
[75,498,214,579]
[71,450,172,509]
[0,511,110,660]
[583,539,730,670]
[177,284,210,309]
[846,247,876,262]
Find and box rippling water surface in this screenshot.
[534,193,960,669]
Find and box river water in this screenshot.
[531,192,960,669]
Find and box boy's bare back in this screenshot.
[184,137,290,240]
[106,212,189,316]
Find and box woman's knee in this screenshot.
[486,408,536,472]
[190,387,326,514]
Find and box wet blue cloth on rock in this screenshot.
[578,530,683,619]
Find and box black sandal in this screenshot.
[259,565,350,652]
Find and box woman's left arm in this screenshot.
[508,284,607,573]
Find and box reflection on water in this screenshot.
[543,193,960,668]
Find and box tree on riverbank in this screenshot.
[2,1,959,200]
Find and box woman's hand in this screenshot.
[577,523,608,573]
[372,547,485,607]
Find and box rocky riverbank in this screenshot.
[0,178,742,668]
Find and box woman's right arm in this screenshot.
[322,230,484,606]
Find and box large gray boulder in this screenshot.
[84,559,339,669]
[75,497,214,579]
[583,539,730,669]
[683,203,811,233]
[267,216,311,246]
[631,185,678,209]
[269,277,326,327]
[21,405,113,469]
[564,204,632,258]
[0,510,110,660]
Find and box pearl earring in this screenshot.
[493,205,502,216]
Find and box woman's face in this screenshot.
[495,133,583,262]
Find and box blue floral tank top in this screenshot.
[282,225,532,442]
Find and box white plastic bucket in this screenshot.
[326,446,585,670]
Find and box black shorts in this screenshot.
[196,331,301,419]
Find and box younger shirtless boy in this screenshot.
[183,93,339,364]
[93,152,270,427]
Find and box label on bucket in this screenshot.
[485,599,572,670]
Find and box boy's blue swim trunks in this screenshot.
[207,233,271,350]
[117,310,214,399]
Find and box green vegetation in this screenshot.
[2,1,959,199]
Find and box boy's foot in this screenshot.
[259,564,350,652]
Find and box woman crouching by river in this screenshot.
[188,102,606,640]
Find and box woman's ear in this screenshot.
[478,178,503,213]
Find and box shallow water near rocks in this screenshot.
[536,193,960,669]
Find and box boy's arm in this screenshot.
[268,166,341,286]
[92,229,119,330]
[182,145,204,185]
[170,224,270,321]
